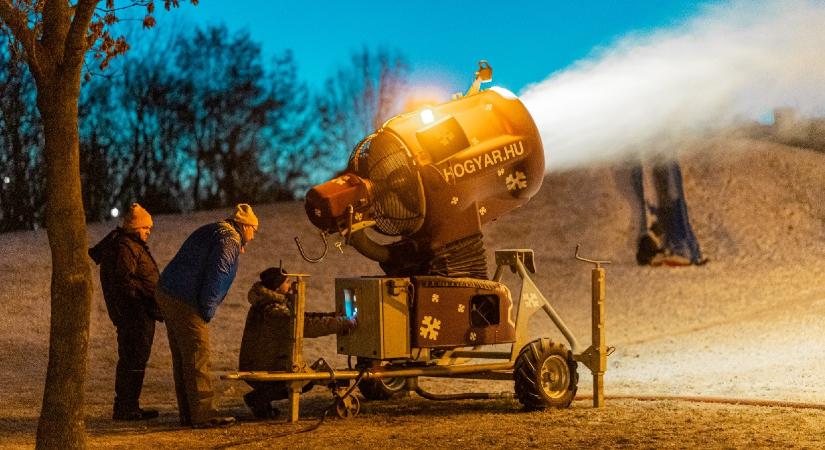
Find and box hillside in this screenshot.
[1,137,824,447]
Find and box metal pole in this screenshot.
[287,276,307,422]
[574,245,610,409]
[592,267,606,408]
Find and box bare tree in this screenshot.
[0,35,43,231]
[78,79,120,222]
[0,1,195,447]
[316,47,409,173]
[173,25,276,208]
[117,49,188,212]
[261,50,318,197]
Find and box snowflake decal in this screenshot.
[470,137,480,146]
[484,103,493,111]
[457,304,465,313]
[431,293,440,303]
[314,208,322,217]
[450,196,459,205]
[354,212,363,221]
[439,130,455,146]
[469,331,477,342]
[419,316,441,341]
[523,292,542,308]
[497,168,505,177]
[478,206,487,216]
[505,171,528,191]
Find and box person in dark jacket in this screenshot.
[89,203,162,421]
[155,203,258,429]
[239,266,357,419]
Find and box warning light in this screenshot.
[420,108,435,125]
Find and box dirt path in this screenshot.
[4,397,824,449]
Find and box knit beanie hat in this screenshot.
[231,203,259,228]
[122,203,153,229]
[260,266,288,291]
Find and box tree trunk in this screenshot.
[34,75,92,450]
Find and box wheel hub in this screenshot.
[539,355,570,399]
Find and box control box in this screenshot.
[335,277,410,359]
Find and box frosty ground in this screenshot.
[1,137,824,448]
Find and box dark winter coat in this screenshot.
[157,220,242,322]
[239,282,354,373]
[89,228,162,325]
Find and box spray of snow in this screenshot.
[521,0,825,172]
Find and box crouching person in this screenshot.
[239,267,356,419]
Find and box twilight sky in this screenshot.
[163,1,708,94]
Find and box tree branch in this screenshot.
[0,0,42,78]
[64,0,99,71]
[96,1,151,13]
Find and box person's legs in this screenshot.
[175,315,218,424]
[113,316,157,419]
[653,161,705,265]
[113,324,140,414]
[156,290,193,425]
[243,381,287,419]
[157,288,233,428]
[167,321,193,425]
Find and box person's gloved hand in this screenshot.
[339,315,357,332]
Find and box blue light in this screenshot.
[343,288,358,320]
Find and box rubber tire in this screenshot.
[358,376,407,401]
[334,395,361,419]
[356,357,408,401]
[513,338,578,410]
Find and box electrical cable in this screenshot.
[213,369,368,448]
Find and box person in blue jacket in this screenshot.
[155,203,259,428]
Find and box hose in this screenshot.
[414,385,514,401]
[575,394,825,411]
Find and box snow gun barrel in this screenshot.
[304,85,546,250]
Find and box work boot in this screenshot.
[191,416,236,429]
[113,408,160,421]
[244,391,277,419]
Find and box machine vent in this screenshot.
[348,132,425,236]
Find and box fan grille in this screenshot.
[349,132,424,236]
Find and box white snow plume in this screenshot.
[521,0,825,172]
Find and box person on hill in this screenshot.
[632,160,707,266]
[238,265,357,419]
[89,203,163,421]
[155,203,259,428]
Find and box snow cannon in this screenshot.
[222,62,610,424]
[302,75,544,277]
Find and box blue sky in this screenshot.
[165,1,710,94]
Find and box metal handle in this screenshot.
[574,244,611,268]
[295,232,328,263]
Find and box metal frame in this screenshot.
[222,248,609,421]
